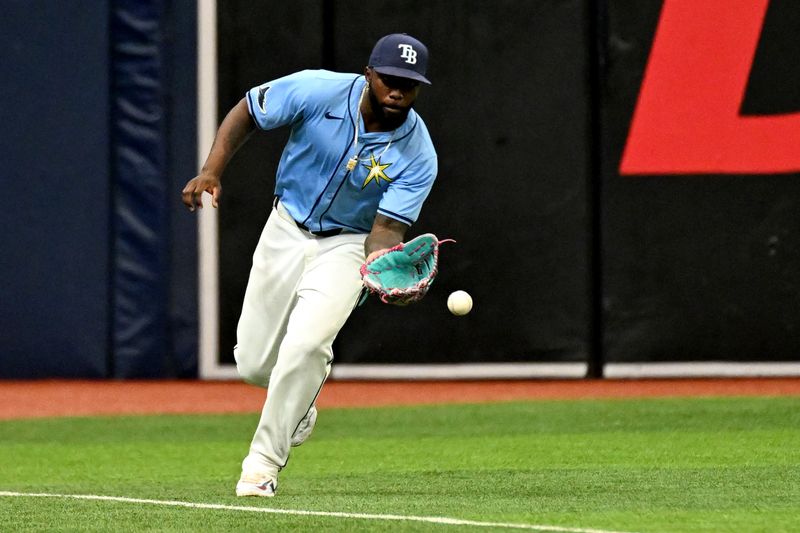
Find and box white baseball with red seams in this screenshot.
[447,290,472,316]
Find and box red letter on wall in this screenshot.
[620,0,800,175]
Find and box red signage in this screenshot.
[620,0,800,174]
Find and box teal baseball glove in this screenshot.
[360,234,453,305]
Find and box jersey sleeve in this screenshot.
[377,155,438,226]
[245,71,313,130]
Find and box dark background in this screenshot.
[217,0,592,367]
[1,0,798,378]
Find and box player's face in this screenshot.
[366,68,420,129]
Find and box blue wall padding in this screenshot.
[110,1,171,377]
[0,1,198,379]
[0,1,112,378]
[165,0,200,378]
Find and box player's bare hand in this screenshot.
[181,173,222,211]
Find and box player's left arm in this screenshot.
[364,215,409,262]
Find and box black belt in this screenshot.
[275,196,343,237]
[294,221,343,237]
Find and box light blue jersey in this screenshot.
[245,70,437,233]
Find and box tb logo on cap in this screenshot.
[398,44,417,64]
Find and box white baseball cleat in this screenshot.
[290,405,317,447]
[236,474,278,497]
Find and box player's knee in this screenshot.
[234,345,270,387]
[236,361,270,388]
[237,368,266,387]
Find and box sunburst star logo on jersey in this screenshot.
[361,154,393,189]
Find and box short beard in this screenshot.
[368,86,412,130]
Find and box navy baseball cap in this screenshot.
[368,33,431,85]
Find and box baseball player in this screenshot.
[181,34,437,497]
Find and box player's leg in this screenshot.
[241,233,366,484]
[233,206,305,388]
[235,204,312,497]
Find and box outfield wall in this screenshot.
[1,0,798,379]
[0,1,198,378]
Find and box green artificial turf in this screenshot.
[0,397,798,532]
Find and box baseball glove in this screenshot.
[360,233,453,305]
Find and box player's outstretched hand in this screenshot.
[181,173,222,211]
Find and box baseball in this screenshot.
[447,290,473,316]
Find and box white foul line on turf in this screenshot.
[0,491,638,533]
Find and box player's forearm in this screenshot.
[364,233,400,257]
[201,98,256,178]
[364,214,409,258]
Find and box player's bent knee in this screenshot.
[236,362,270,388]
[234,346,271,387]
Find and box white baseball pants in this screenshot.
[234,200,367,479]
